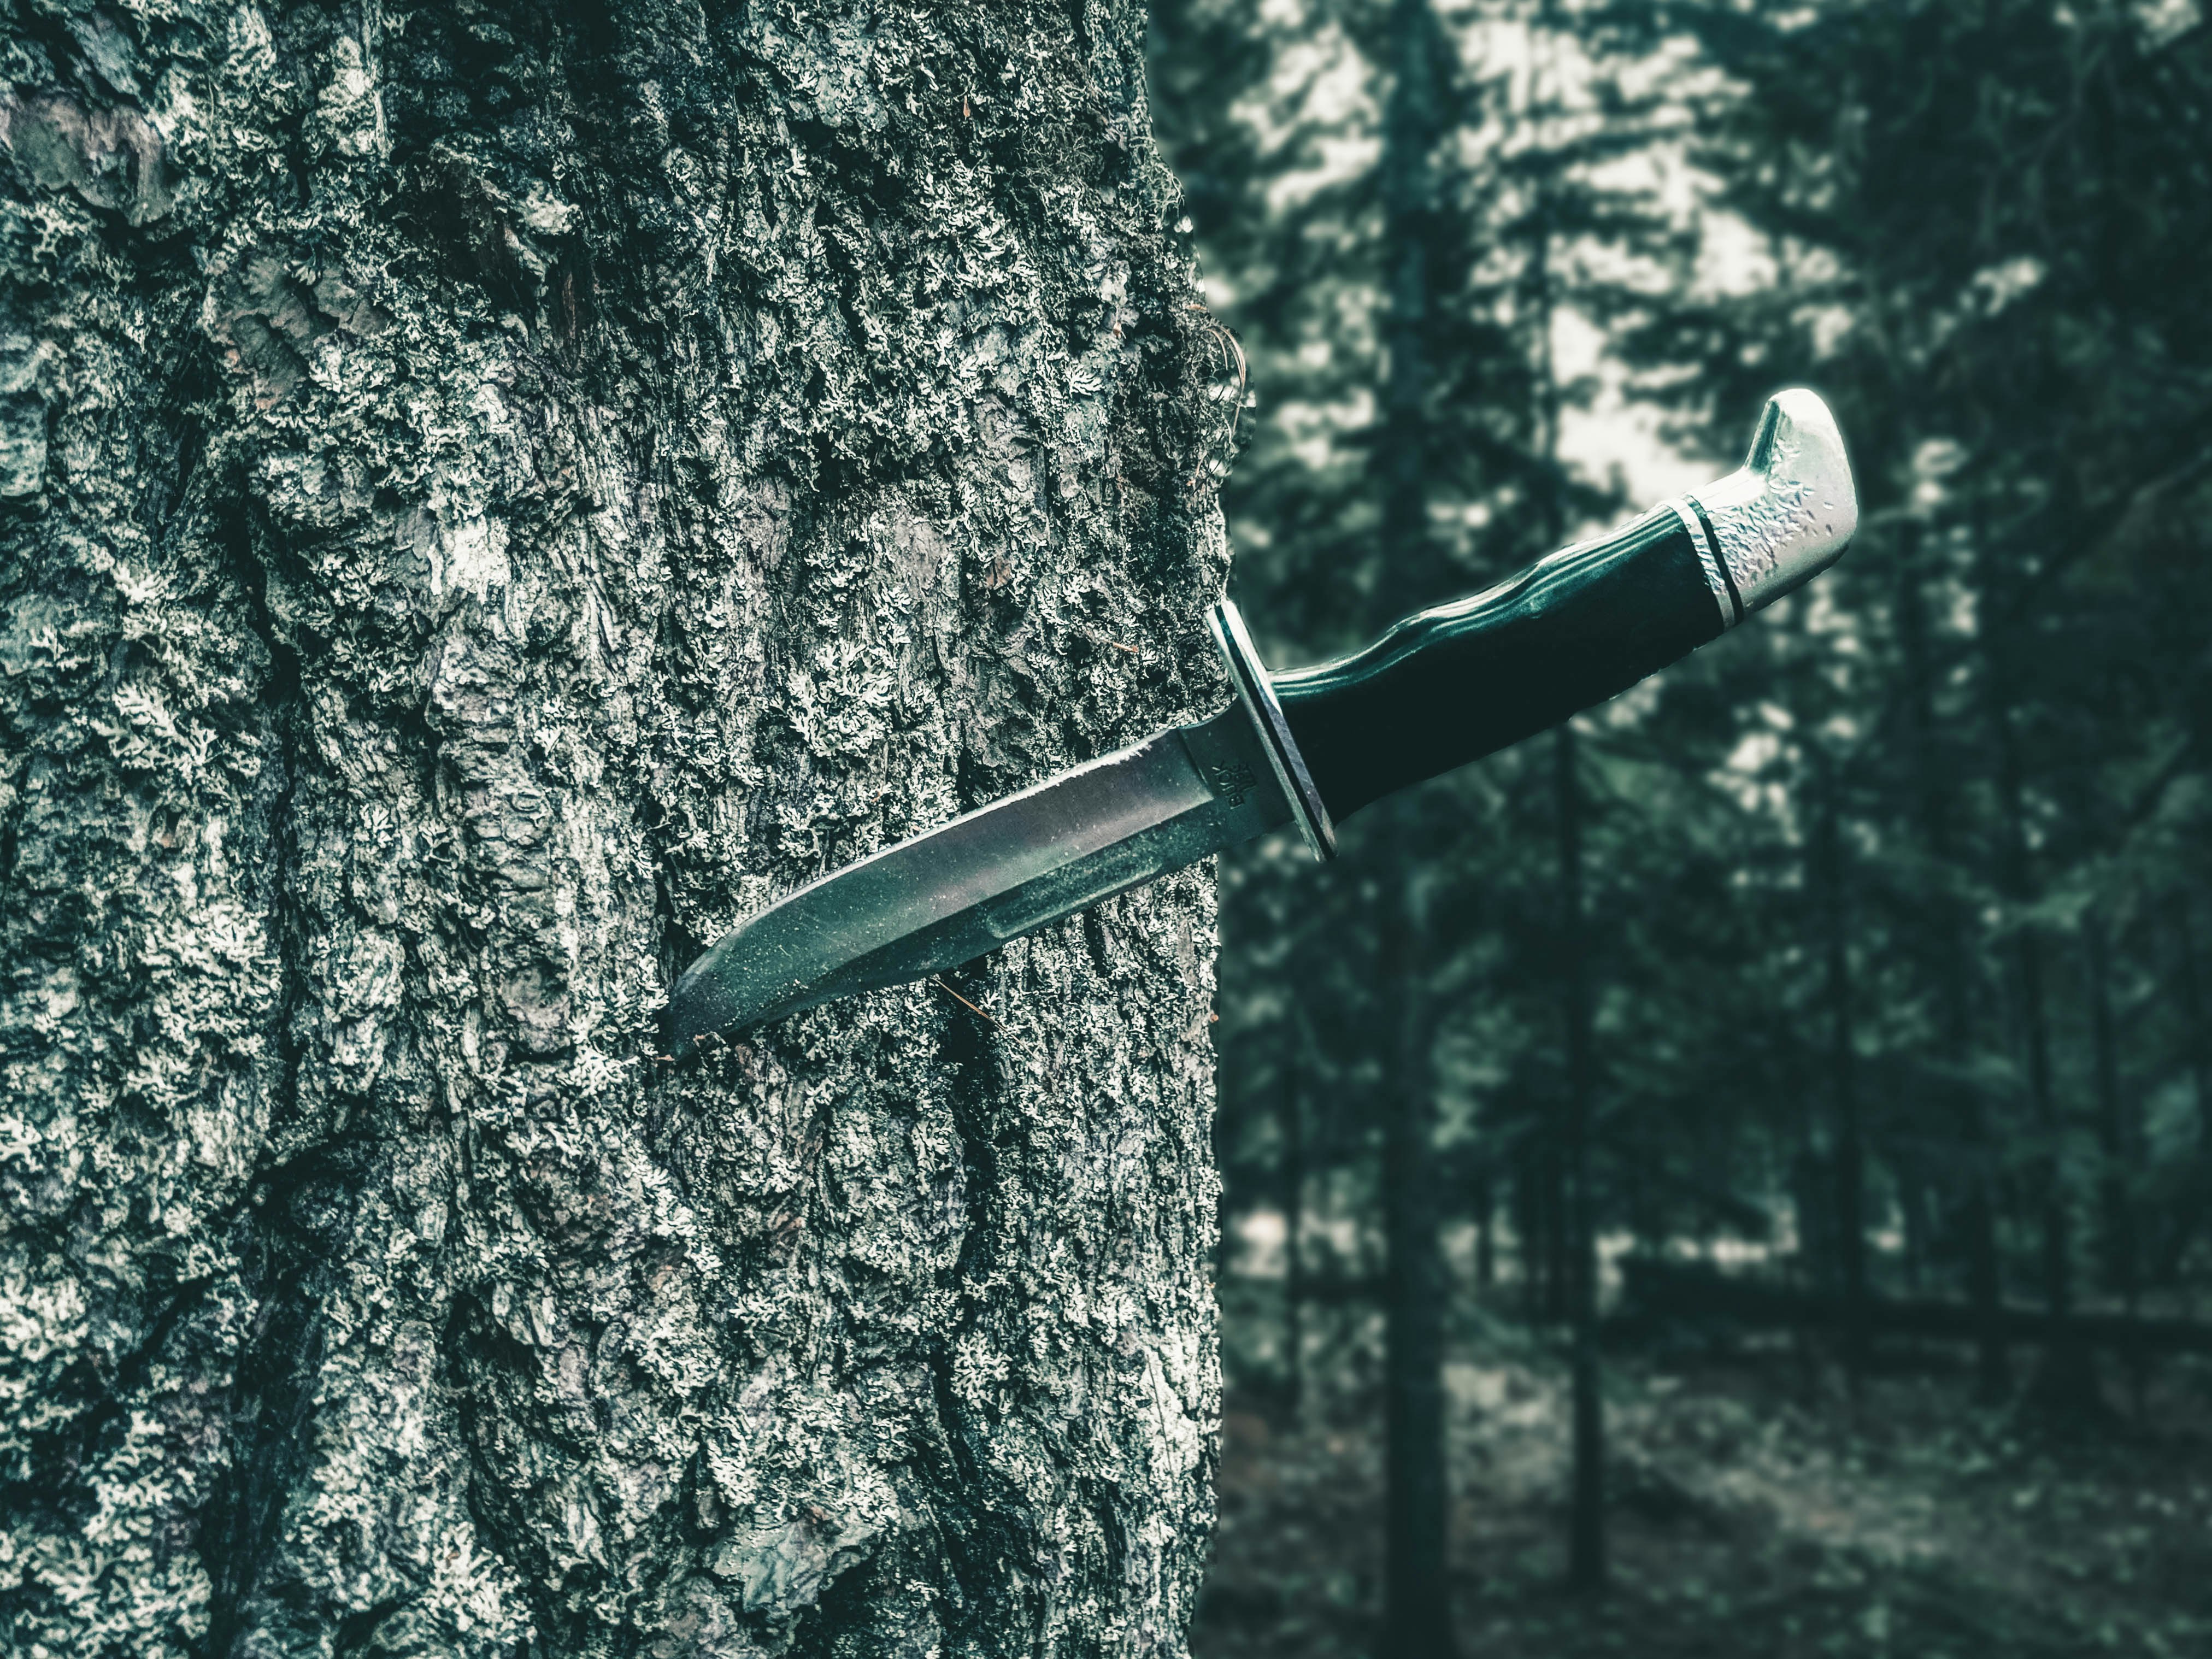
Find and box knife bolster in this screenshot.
[1209,599,1337,861]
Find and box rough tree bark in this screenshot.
[0,4,1240,1655]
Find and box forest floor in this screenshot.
[1192,1308,2212,1659]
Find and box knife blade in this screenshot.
[663,387,1856,1056]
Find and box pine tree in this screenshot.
[1627,0,2212,1414]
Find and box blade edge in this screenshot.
[664,702,1287,1054]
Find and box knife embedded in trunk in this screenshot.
[663,388,1856,1056]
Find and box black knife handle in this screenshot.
[1269,507,1723,820]
[1233,389,1858,828]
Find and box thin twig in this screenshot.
[933,975,999,1027]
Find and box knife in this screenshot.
[662,388,1856,1057]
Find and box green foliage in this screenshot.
[1155,0,2212,1484]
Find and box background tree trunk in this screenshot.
[1894,520,2008,1402]
[1813,747,1868,1386]
[1557,720,1605,1595]
[0,5,1238,1655]
[1374,0,1458,1651]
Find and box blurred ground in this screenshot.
[1193,1309,2212,1658]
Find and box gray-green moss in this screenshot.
[0,4,1237,1654]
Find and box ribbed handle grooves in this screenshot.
[1271,508,1725,821]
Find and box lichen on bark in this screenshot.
[0,4,1238,1654]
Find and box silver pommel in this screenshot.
[1669,388,1858,629]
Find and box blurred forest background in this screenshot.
[1144,1,2212,1655]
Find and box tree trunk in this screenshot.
[1556,722,1605,1595]
[1514,48,1602,1580]
[1895,521,2006,1400]
[1,8,1235,1655]
[1374,0,1457,1652]
[1379,865,1455,1657]
[2086,919,2136,1310]
[1813,748,1869,1384]
[1985,546,2095,1421]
